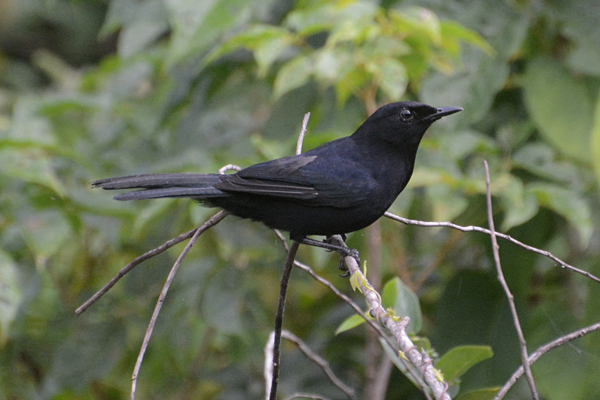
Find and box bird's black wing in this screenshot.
[216,149,374,208]
[215,155,319,199]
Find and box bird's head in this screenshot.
[356,101,462,146]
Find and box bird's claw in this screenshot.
[338,257,350,277]
[348,249,360,266]
[338,248,359,278]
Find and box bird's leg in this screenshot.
[325,235,360,277]
[296,236,360,277]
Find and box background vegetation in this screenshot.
[1,0,600,399]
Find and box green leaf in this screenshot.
[567,37,600,76]
[377,58,408,101]
[314,49,344,84]
[18,210,72,261]
[426,184,468,223]
[557,0,600,76]
[592,90,600,193]
[436,345,494,384]
[116,0,169,58]
[512,143,581,184]
[202,267,245,334]
[391,7,442,45]
[440,20,494,56]
[166,0,252,65]
[0,148,65,196]
[254,36,293,77]
[369,36,411,59]
[48,320,125,391]
[0,251,23,344]
[335,313,367,335]
[284,3,337,36]
[527,183,593,245]
[437,129,497,160]
[381,278,399,308]
[381,277,422,334]
[205,25,291,72]
[132,198,178,239]
[498,175,539,231]
[334,64,371,106]
[421,46,508,125]
[285,1,377,37]
[273,55,314,100]
[455,388,500,400]
[522,58,594,163]
[327,17,379,47]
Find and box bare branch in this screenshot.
[329,235,448,400]
[272,231,399,357]
[296,112,311,155]
[484,161,538,400]
[266,114,313,399]
[218,164,242,174]
[76,211,229,315]
[269,240,301,400]
[131,210,228,400]
[494,321,600,399]
[383,213,600,284]
[272,230,431,396]
[265,331,275,400]
[282,330,356,399]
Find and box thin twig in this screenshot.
[218,164,242,174]
[494,321,600,399]
[282,330,356,400]
[265,111,312,399]
[77,224,217,315]
[296,112,311,155]
[130,210,228,400]
[269,240,301,400]
[272,231,397,355]
[265,331,275,400]
[484,161,538,400]
[384,213,600,284]
[272,229,431,396]
[371,356,393,400]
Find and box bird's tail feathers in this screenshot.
[92,173,226,201]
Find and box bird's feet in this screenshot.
[295,235,360,277]
[337,249,361,277]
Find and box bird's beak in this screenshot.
[426,106,463,121]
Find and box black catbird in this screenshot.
[93,101,461,255]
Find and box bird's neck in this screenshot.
[349,135,419,197]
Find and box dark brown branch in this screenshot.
[269,240,301,400]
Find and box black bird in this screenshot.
[93,101,461,254]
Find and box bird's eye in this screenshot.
[400,109,414,121]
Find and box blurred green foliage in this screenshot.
[1,0,600,399]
